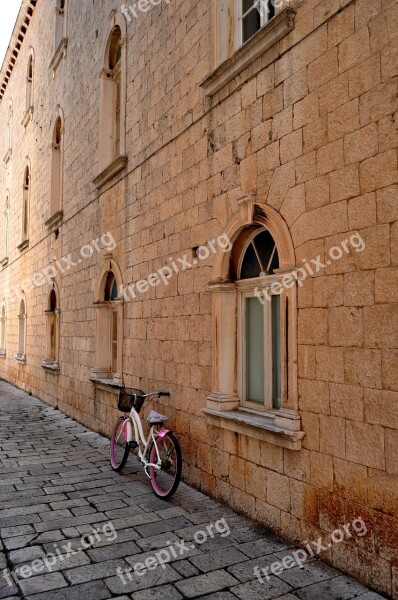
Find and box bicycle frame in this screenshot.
[117,406,166,471]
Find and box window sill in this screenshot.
[90,377,123,393]
[3,149,12,164]
[92,156,128,189]
[49,38,68,72]
[0,351,6,358]
[0,257,9,268]
[15,354,26,364]
[200,8,296,96]
[45,210,63,230]
[21,106,33,128]
[203,407,305,450]
[18,239,29,252]
[42,362,60,374]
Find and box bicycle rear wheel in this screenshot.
[148,432,182,499]
[110,417,130,472]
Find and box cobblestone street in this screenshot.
[0,381,387,600]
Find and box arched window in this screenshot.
[50,116,63,218]
[17,298,27,362]
[23,51,34,123]
[207,198,302,445]
[4,102,12,163]
[95,14,127,186]
[92,262,123,384]
[43,288,60,370]
[0,303,6,357]
[21,163,30,247]
[2,193,10,264]
[237,229,282,409]
[54,0,66,52]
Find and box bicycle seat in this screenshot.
[147,410,168,424]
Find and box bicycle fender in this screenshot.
[157,429,171,438]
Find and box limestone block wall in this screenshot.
[0,0,396,596]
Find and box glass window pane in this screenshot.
[240,243,262,279]
[242,9,261,43]
[246,297,264,404]
[272,295,281,409]
[240,230,280,279]
[242,0,256,14]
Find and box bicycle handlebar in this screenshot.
[140,391,170,399]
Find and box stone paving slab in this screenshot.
[0,380,389,600]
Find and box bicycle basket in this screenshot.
[118,388,145,413]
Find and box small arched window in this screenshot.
[21,163,30,246]
[93,264,123,384]
[0,303,6,357]
[54,0,66,52]
[43,288,60,370]
[96,15,127,185]
[50,116,63,218]
[2,193,10,263]
[4,102,12,162]
[26,53,34,112]
[17,298,27,362]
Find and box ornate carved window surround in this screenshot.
[203,194,304,450]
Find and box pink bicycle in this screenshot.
[110,388,182,499]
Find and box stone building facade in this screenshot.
[0,0,397,596]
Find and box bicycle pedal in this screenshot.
[129,441,138,449]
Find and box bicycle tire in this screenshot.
[148,432,182,500]
[110,416,130,472]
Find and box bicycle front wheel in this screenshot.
[148,432,182,499]
[110,416,130,472]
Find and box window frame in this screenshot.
[2,193,10,265]
[237,273,286,414]
[16,297,27,363]
[94,13,127,188]
[43,287,60,371]
[236,0,274,48]
[92,260,124,385]
[0,302,6,357]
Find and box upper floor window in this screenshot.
[50,115,63,220]
[54,0,66,51]
[22,51,35,126]
[4,102,12,163]
[0,302,6,357]
[201,1,294,96]
[1,193,10,266]
[94,13,127,187]
[17,297,27,362]
[238,0,276,46]
[20,162,30,248]
[50,0,68,70]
